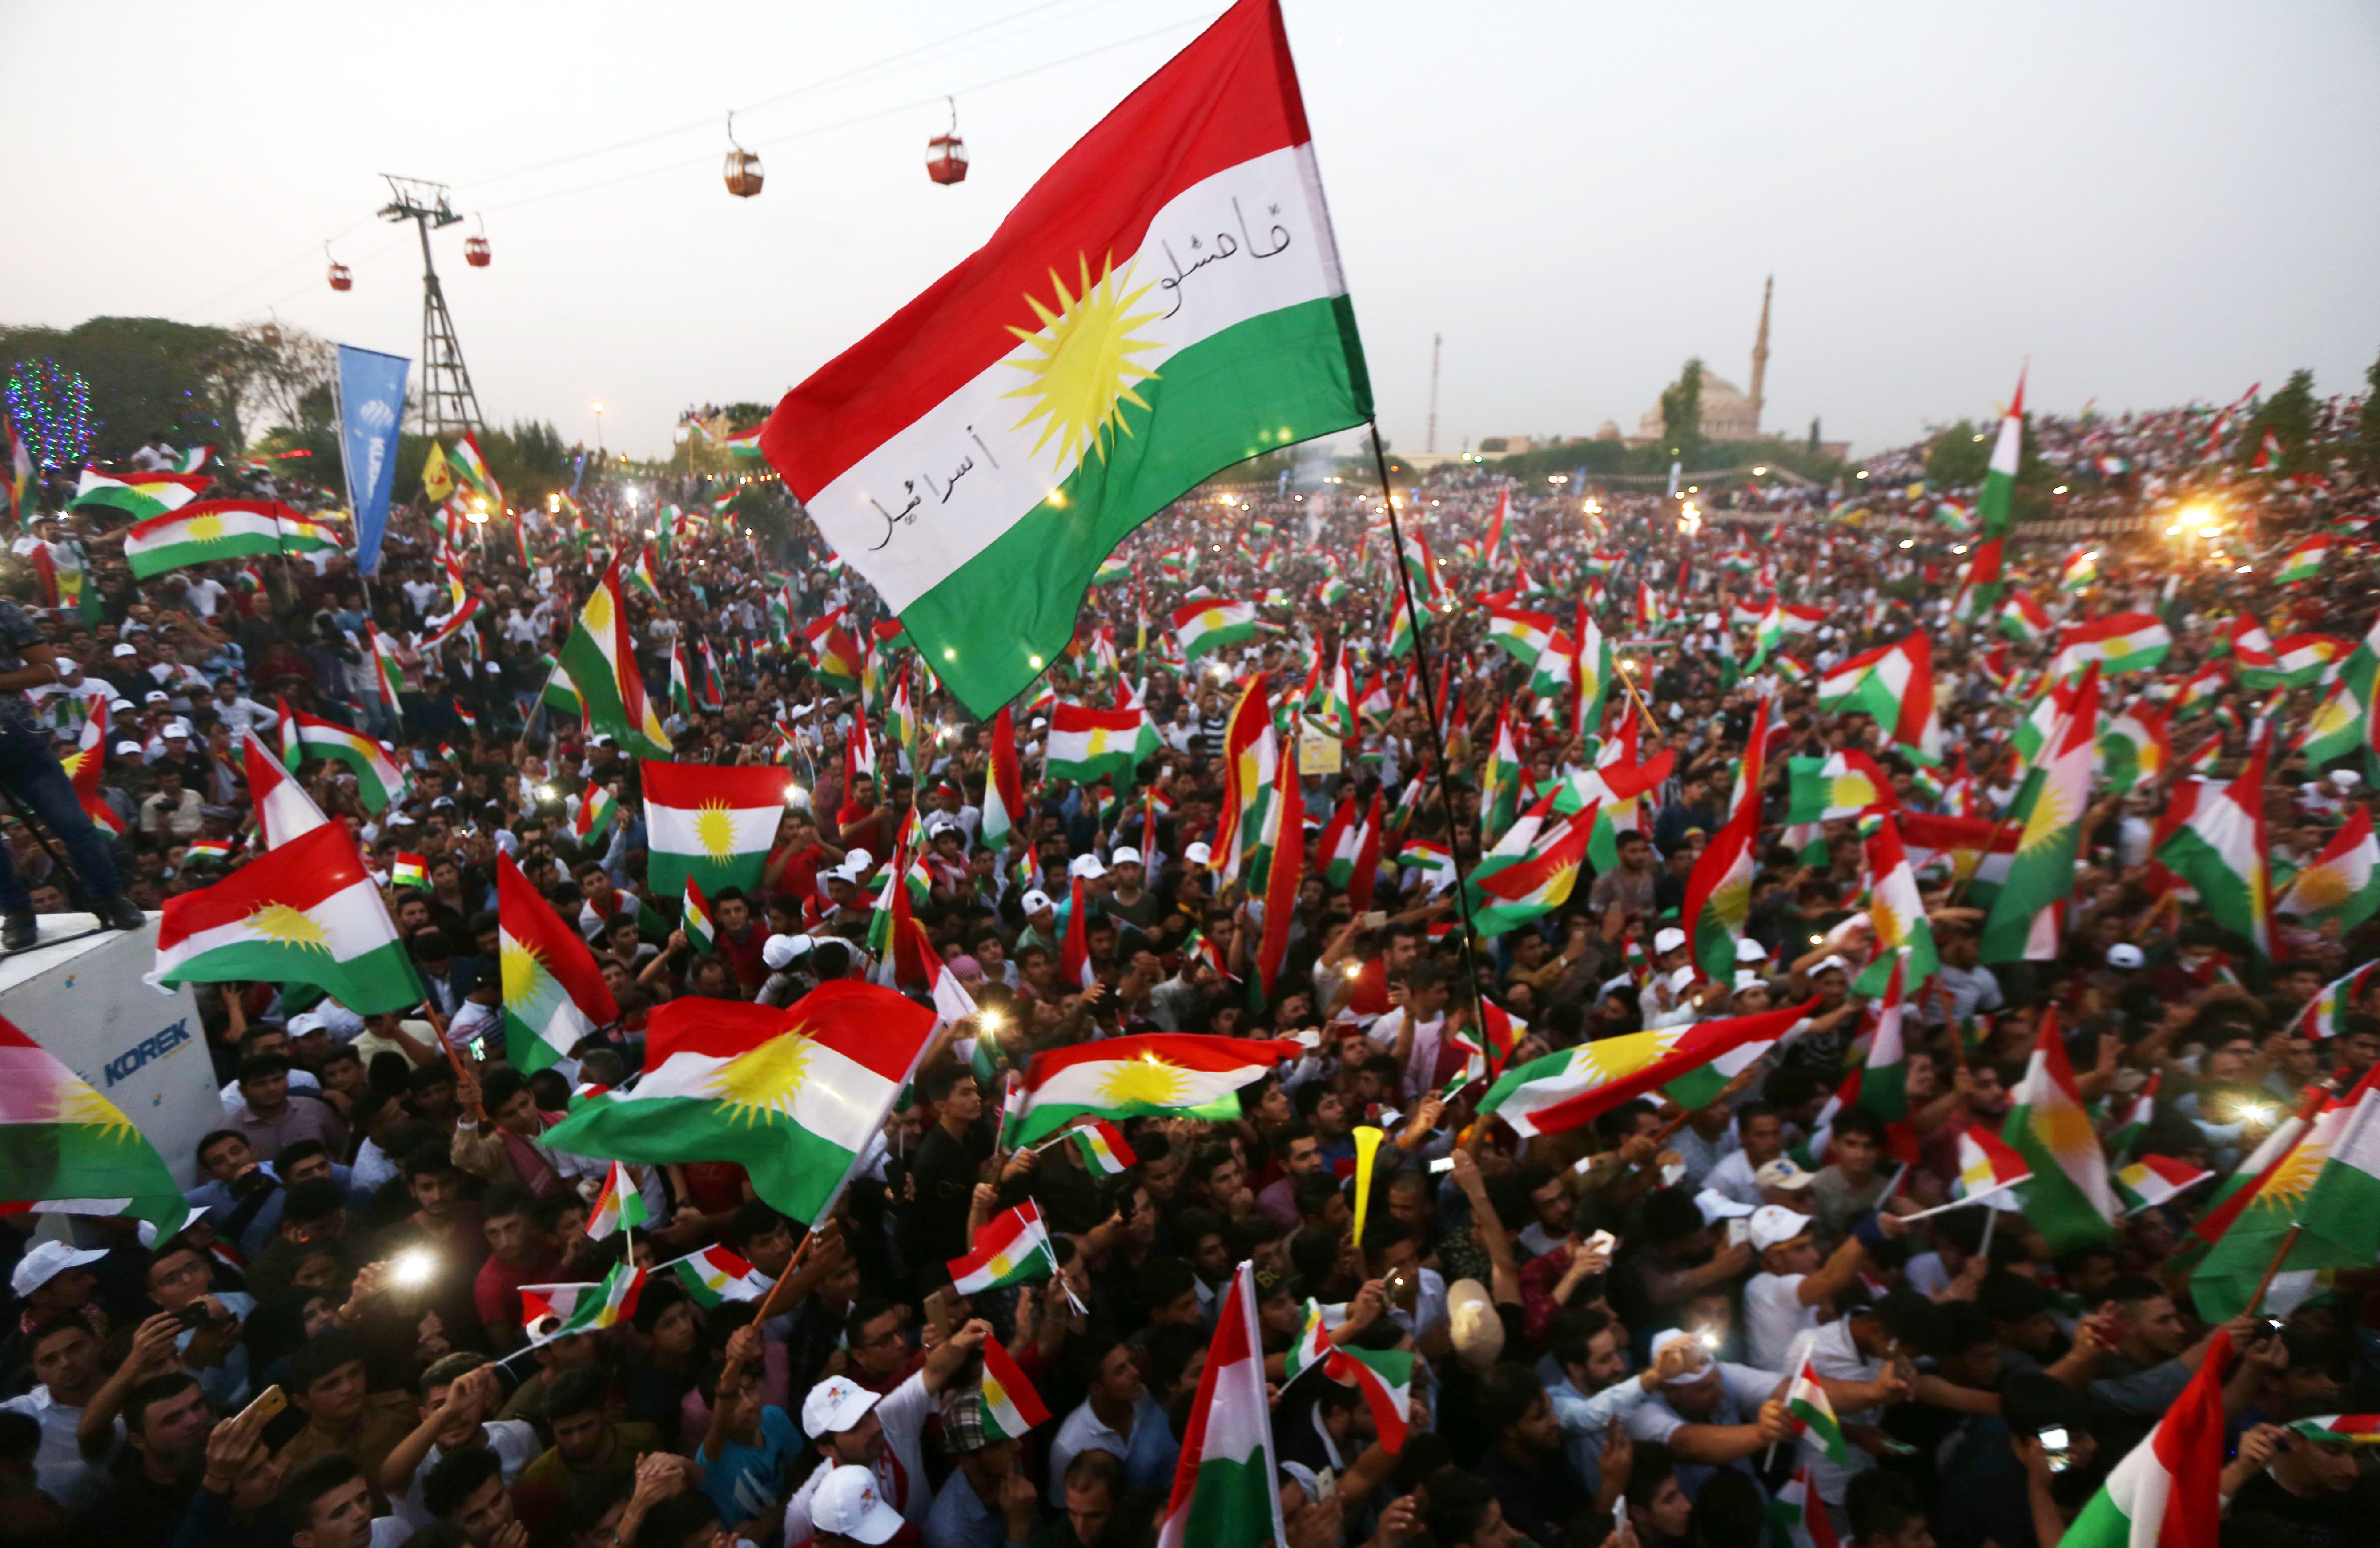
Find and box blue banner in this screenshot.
[335,344,410,577]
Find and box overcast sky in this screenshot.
[5,0,2376,462]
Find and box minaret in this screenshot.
[1748,275,1773,434]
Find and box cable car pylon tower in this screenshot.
[378,175,484,439]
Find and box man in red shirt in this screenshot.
[764,810,840,912]
[712,886,770,993]
[471,1184,562,1350]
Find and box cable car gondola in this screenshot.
[927,97,968,185]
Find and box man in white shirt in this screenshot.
[1624,1328,1794,1500]
[1741,1205,1877,1372]
[385,1359,542,1526]
[783,1324,993,1543]
[1,1315,115,1512]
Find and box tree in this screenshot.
[2241,368,2316,472]
[2360,347,2380,477]
[225,322,337,443]
[0,316,252,460]
[1659,358,1703,467]
[1924,420,1989,488]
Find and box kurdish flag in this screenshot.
[681,876,716,955]
[2098,699,2170,796]
[390,852,428,889]
[1998,589,2050,646]
[541,985,937,1225]
[520,1260,645,1343]
[2191,1082,2356,1321]
[584,1161,649,1239]
[1857,815,1939,995]
[1816,631,1942,764]
[1005,1033,1303,1148]
[1982,665,2098,964]
[560,556,672,758]
[2061,1334,2234,1548]
[1767,1466,1840,1548]
[759,0,1369,717]
[2286,1415,2380,1444]
[153,821,421,1012]
[1976,368,2024,540]
[2114,1154,2214,1214]
[1466,792,1594,937]
[1070,1118,1138,1176]
[980,1338,1054,1441]
[122,500,288,578]
[723,424,767,459]
[2244,632,2344,690]
[2297,614,2380,766]
[1172,600,1262,661]
[981,706,1027,853]
[2001,1008,2118,1250]
[2049,613,2171,677]
[947,1200,1057,1293]
[71,467,208,519]
[1157,1261,1286,1548]
[277,702,407,812]
[2276,806,2380,928]
[1475,1000,1815,1138]
[1954,1125,2033,1201]
[643,762,789,898]
[498,851,619,1073]
[1784,751,1895,823]
[2057,547,2099,593]
[2280,1062,2380,1282]
[573,782,619,845]
[1046,703,1156,785]
[2151,731,2272,958]
[1487,603,1556,665]
[1684,696,1771,983]
[1325,1346,1415,1451]
[2277,533,2332,585]
[0,1013,187,1235]
[186,838,233,863]
[663,1244,773,1306]
[1785,1354,1848,1466]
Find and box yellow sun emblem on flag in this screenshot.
[2102,634,2131,659]
[707,1028,817,1125]
[986,1251,1014,1278]
[2017,782,2078,855]
[1003,254,1164,472]
[57,749,89,779]
[693,798,740,859]
[2288,866,2348,911]
[2257,1134,2329,1210]
[1083,727,1113,755]
[1096,1052,1191,1108]
[246,901,330,954]
[1831,774,1877,809]
[188,514,225,544]
[60,1083,140,1141]
[501,937,551,1006]
[1198,608,1227,631]
[583,584,614,633]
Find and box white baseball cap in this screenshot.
[286,1011,328,1037]
[1110,846,1142,867]
[1019,889,1054,914]
[112,740,143,756]
[1694,1188,1755,1225]
[49,658,75,677]
[2107,943,2146,970]
[1735,938,1771,964]
[11,1241,106,1299]
[1749,1204,1813,1253]
[800,1376,883,1439]
[812,1465,904,1545]
[763,933,815,972]
[111,643,138,658]
[1068,854,1108,880]
[1755,1157,1817,1192]
[1653,927,1687,955]
[1648,1327,1715,1385]
[1184,841,1212,866]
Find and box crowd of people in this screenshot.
[0,386,2378,1548]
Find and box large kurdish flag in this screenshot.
[72,467,209,519]
[2151,733,2272,958]
[1157,1261,1285,1548]
[2062,1334,2233,1548]
[2001,1009,2117,1251]
[278,701,407,812]
[1046,703,1155,785]
[1172,599,1262,660]
[154,820,422,1012]
[643,762,789,898]
[759,0,1371,716]
[541,985,936,1225]
[560,556,672,757]
[1476,1000,1815,1138]
[0,1013,186,1233]
[123,500,288,578]
[498,852,619,1073]
[1006,1032,1303,1148]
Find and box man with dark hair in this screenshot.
[1470,1362,1594,1547]
[1423,1468,1515,1548]
[273,1329,417,1509]
[424,1445,520,1547]
[512,1366,659,1532]
[1044,1450,1122,1548]
[453,1063,599,1197]
[1254,1119,1322,1232]
[1845,1470,1936,1548]
[473,1184,560,1349]
[1809,1109,1894,1242]
[281,1452,382,1548]
[229,1052,347,1157]
[80,1373,212,1548]
[2,1313,108,1511]
[901,1064,992,1270]
[382,1354,539,1528]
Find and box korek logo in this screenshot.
[105,1018,193,1087]
[358,398,396,431]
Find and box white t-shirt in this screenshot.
[393,1418,542,1526]
[0,1386,116,1511]
[783,1372,933,1544]
[1744,1272,1820,1373]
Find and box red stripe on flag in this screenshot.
[639,982,933,1084]
[156,822,366,949]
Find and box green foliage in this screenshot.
[2240,368,2317,472]
[2361,348,2380,477]
[1924,420,1989,488]
[0,316,253,460]
[1658,357,1704,467]
[719,402,773,429]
